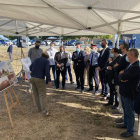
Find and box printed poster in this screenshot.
[0,60,18,92]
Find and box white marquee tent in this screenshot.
[0,0,140,35]
[0,17,109,36]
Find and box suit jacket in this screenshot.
[98,47,110,70]
[134,84,140,114]
[54,52,68,71]
[119,60,140,100]
[114,54,129,85]
[72,50,85,69]
[106,55,122,81]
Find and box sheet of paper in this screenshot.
[21,57,31,80]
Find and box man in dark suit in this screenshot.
[54,46,68,89]
[105,48,121,109]
[113,43,129,122]
[117,49,140,138]
[72,43,85,93]
[98,39,110,100]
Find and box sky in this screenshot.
[0,35,8,40]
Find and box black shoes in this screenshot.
[116,124,127,129]
[86,88,93,92]
[112,105,118,109]
[104,103,113,106]
[71,81,74,84]
[120,131,133,138]
[114,118,124,124]
[62,86,65,90]
[75,86,80,90]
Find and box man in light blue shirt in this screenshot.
[87,44,100,95]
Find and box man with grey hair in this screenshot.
[7,42,13,62]
[117,49,140,138]
[45,42,58,86]
[54,46,68,89]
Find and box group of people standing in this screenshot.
[28,40,140,138]
[124,37,137,48]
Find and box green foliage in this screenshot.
[4,35,17,40]
[99,35,113,39]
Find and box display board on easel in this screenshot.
[0,60,24,128]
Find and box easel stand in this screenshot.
[19,48,35,106]
[3,86,24,128]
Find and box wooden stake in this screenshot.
[18,72,24,100]
[7,89,15,108]
[27,80,35,106]
[3,90,14,128]
[11,86,24,114]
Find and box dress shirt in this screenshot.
[46,47,58,65]
[90,51,100,66]
[101,48,106,57]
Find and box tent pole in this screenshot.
[116,34,120,48]
[113,34,115,48]
[26,27,29,51]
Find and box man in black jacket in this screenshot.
[113,43,129,122]
[72,44,85,93]
[98,39,110,100]
[105,48,121,108]
[117,49,140,138]
[54,46,68,89]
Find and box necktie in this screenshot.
[91,53,93,65]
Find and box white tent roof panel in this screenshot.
[0,0,140,34]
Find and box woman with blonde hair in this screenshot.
[84,46,90,86]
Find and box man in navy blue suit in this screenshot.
[113,43,129,122]
[72,44,85,93]
[117,49,140,138]
[98,39,110,100]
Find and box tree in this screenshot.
[99,35,113,39]
[4,35,17,40]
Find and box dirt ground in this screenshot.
[0,46,140,140]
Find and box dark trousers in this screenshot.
[46,65,56,86]
[107,75,119,106]
[89,66,99,91]
[129,43,131,48]
[65,65,73,82]
[74,65,84,90]
[99,69,109,96]
[56,69,66,88]
[132,43,135,48]
[121,96,135,135]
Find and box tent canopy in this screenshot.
[0,0,140,35]
[0,18,109,36]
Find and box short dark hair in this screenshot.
[60,46,65,49]
[121,43,129,51]
[36,40,41,43]
[76,43,81,46]
[42,52,49,59]
[112,48,119,53]
[102,39,108,44]
[128,49,139,58]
